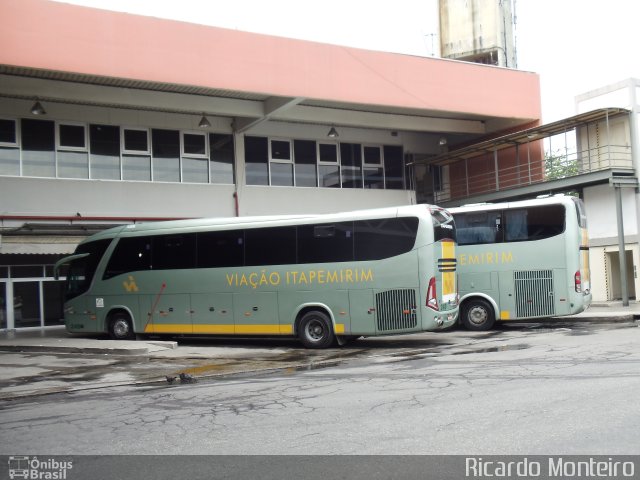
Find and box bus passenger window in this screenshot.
[197,230,244,268]
[103,237,151,279]
[454,211,501,245]
[504,205,565,242]
[245,226,296,266]
[354,217,418,261]
[297,222,354,264]
[152,234,196,270]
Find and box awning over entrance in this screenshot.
[0,236,84,255]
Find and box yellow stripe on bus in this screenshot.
[441,240,456,297]
[144,323,345,335]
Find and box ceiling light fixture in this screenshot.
[31,99,46,115]
[198,114,211,128]
[327,126,339,138]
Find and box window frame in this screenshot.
[56,122,88,152]
[121,127,151,155]
[317,141,341,189]
[362,144,383,166]
[269,138,294,186]
[181,131,208,159]
[362,144,385,189]
[0,118,19,148]
[317,142,339,165]
[293,138,318,188]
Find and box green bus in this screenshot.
[55,205,458,348]
[450,195,592,330]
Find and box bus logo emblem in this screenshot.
[123,276,139,292]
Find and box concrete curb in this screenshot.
[552,314,637,322]
[0,344,151,355]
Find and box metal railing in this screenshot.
[431,144,634,203]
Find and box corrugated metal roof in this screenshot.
[0,65,268,102]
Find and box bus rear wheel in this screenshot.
[461,298,495,331]
[108,312,135,340]
[298,311,335,349]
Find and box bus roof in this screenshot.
[82,204,439,243]
[449,194,577,213]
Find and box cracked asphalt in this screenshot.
[1,320,639,455]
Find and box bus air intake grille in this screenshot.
[375,289,418,331]
[514,269,555,318]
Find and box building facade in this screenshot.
[576,79,640,302]
[0,0,542,330]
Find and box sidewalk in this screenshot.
[0,328,178,355]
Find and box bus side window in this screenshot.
[103,237,152,279]
[455,212,502,245]
[245,226,296,266]
[297,222,353,264]
[197,230,244,268]
[504,205,565,242]
[354,217,418,261]
[152,234,196,270]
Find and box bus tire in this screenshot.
[108,312,135,340]
[461,298,495,331]
[298,311,335,349]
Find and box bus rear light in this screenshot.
[574,270,582,293]
[426,276,439,311]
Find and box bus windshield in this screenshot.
[63,239,112,301]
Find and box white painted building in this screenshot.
[576,79,640,302]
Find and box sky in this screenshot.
[58,0,640,123]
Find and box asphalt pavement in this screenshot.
[0,301,638,400]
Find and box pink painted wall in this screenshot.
[0,0,541,122]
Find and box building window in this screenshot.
[90,124,121,180]
[210,133,234,184]
[21,119,55,178]
[384,145,404,189]
[363,145,384,189]
[245,136,269,186]
[122,154,151,181]
[122,128,150,154]
[294,139,317,187]
[182,132,207,157]
[0,118,18,146]
[0,118,19,176]
[340,143,362,188]
[270,139,293,186]
[121,128,151,181]
[58,123,86,150]
[152,129,180,182]
[318,142,340,188]
[181,131,208,183]
[57,123,88,179]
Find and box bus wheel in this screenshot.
[298,311,335,349]
[461,299,495,331]
[108,312,135,340]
